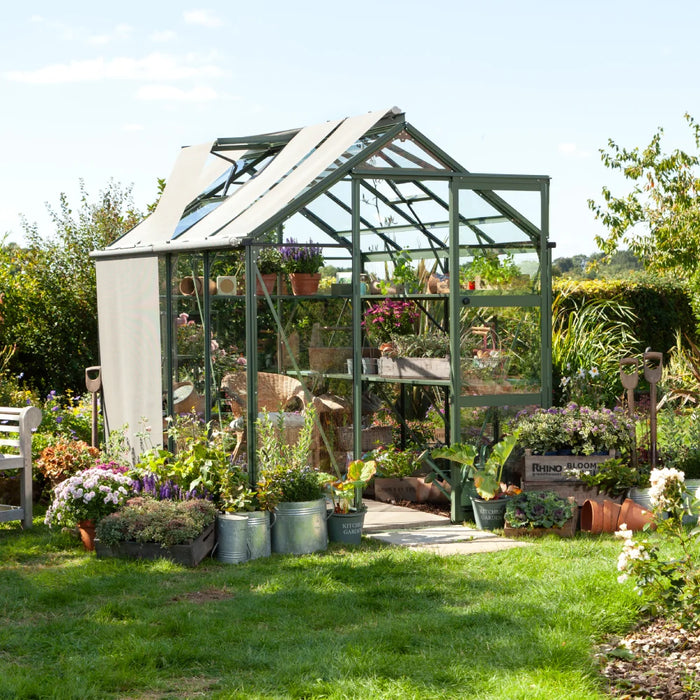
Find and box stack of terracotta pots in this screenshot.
[580,498,655,534]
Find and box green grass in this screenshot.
[0,516,640,699]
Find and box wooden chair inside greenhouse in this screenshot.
[221,372,320,465]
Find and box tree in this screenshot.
[0,180,145,394]
[589,113,700,283]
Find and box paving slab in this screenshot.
[363,499,530,555]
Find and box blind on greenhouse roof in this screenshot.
[107,141,241,251]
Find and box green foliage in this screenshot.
[554,275,696,359]
[461,250,520,287]
[95,497,217,547]
[256,246,283,274]
[552,282,640,406]
[568,458,648,497]
[654,406,700,479]
[589,113,700,285]
[505,491,575,529]
[0,180,144,394]
[365,444,420,478]
[327,459,377,513]
[432,432,519,500]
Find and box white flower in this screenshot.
[615,524,632,540]
[617,573,628,584]
[589,367,600,378]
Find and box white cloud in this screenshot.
[5,52,225,84]
[135,84,219,101]
[183,9,223,27]
[88,23,134,46]
[150,30,177,43]
[121,123,145,132]
[558,142,591,159]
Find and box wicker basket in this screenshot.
[336,425,393,452]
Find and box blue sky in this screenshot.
[2,1,699,258]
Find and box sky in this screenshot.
[2,1,700,259]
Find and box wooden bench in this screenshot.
[0,406,42,528]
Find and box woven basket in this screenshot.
[221,372,306,417]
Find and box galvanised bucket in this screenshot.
[271,499,328,555]
[215,513,249,564]
[246,510,273,560]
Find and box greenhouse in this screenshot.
[92,106,552,521]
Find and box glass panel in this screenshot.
[459,305,541,396]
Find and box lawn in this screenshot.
[0,516,639,699]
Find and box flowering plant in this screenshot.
[280,239,324,274]
[35,438,100,488]
[615,468,700,625]
[504,490,575,529]
[95,497,217,547]
[44,465,134,527]
[515,403,634,456]
[363,299,420,344]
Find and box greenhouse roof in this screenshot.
[97,106,549,260]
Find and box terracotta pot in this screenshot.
[618,497,655,532]
[179,276,202,296]
[580,499,603,534]
[78,519,96,552]
[256,273,277,296]
[603,500,622,533]
[289,272,321,295]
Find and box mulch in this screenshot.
[598,618,700,699]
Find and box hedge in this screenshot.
[553,274,696,356]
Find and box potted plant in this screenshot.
[504,490,577,537]
[215,464,280,561]
[367,444,430,503]
[432,432,520,530]
[44,463,135,551]
[256,247,283,295]
[325,458,377,544]
[515,403,635,492]
[378,333,450,380]
[257,408,331,555]
[94,497,217,566]
[280,238,324,295]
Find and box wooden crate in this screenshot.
[377,357,450,379]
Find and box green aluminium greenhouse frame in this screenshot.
[93,106,552,522]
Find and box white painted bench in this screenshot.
[0,406,42,528]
